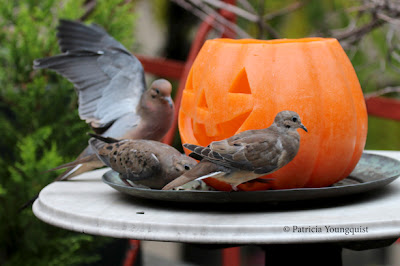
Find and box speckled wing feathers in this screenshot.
[89,138,160,181]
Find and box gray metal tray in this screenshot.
[102,153,400,203]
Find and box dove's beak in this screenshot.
[164,96,174,108]
[300,124,308,132]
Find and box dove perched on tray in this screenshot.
[33,19,174,180]
[162,111,308,191]
[52,134,197,189]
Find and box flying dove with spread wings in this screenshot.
[162,111,307,191]
[33,19,174,180]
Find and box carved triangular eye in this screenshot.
[229,68,251,94]
[198,90,208,110]
[185,69,194,91]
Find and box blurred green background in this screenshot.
[0,0,399,265]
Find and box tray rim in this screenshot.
[102,152,400,202]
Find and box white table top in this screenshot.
[33,150,400,244]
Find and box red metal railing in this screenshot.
[365,96,400,121]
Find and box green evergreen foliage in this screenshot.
[0,0,136,264]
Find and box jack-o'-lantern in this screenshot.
[179,38,368,191]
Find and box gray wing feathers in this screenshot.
[183,143,244,169]
[57,19,129,54]
[93,53,145,126]
[33,19,146,130]
[184,135,280,172]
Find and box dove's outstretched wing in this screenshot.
[33,19,145,132]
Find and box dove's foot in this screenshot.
[121,178,133,187]
[231,185,239,191]
[173,180,216,191]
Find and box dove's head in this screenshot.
[148,79,174,109]
[274,111,308,132]
[172,155,197,175]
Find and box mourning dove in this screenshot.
[20,132,195,210]
[33,19,174,180]
[51,134,197,189]
[162,111,307,191]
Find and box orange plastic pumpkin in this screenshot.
[179,38,368,191]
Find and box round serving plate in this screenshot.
[102,153,400,203]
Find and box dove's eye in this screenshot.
[292,117,298,122]
[184,164,191,170]
[151,88,160,99]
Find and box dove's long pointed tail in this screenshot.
[54,134,120,182]
[54,153,101,181]
[19,195,39,212]
[53,142,106,181]
[46,154,97,173]
[55,159,104,181]
[162,161,219,190]
[87,133,119,143]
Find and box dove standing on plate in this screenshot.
[162,111,307,191]
[33,19,174,180]
[51,134,197,190]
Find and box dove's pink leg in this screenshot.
[121,178,133,187]
[231,185,239,191]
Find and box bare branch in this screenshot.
[201,0,258,22]
[335,18,384,43]
[172,0,304,40]
[346,3,376,13]
[391,51,400,62]
[252,0,280,39]
[263,23,281,39]
[237,0,257,14]
[188,0,252,38]
[364,86,400,99]
[386,27,400,73]
[256,0,265,39]
[263,1,304,21]
[330,18,358,37]
[377,12,400,25]
[80,0,97,21]
[171,0,225,34]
